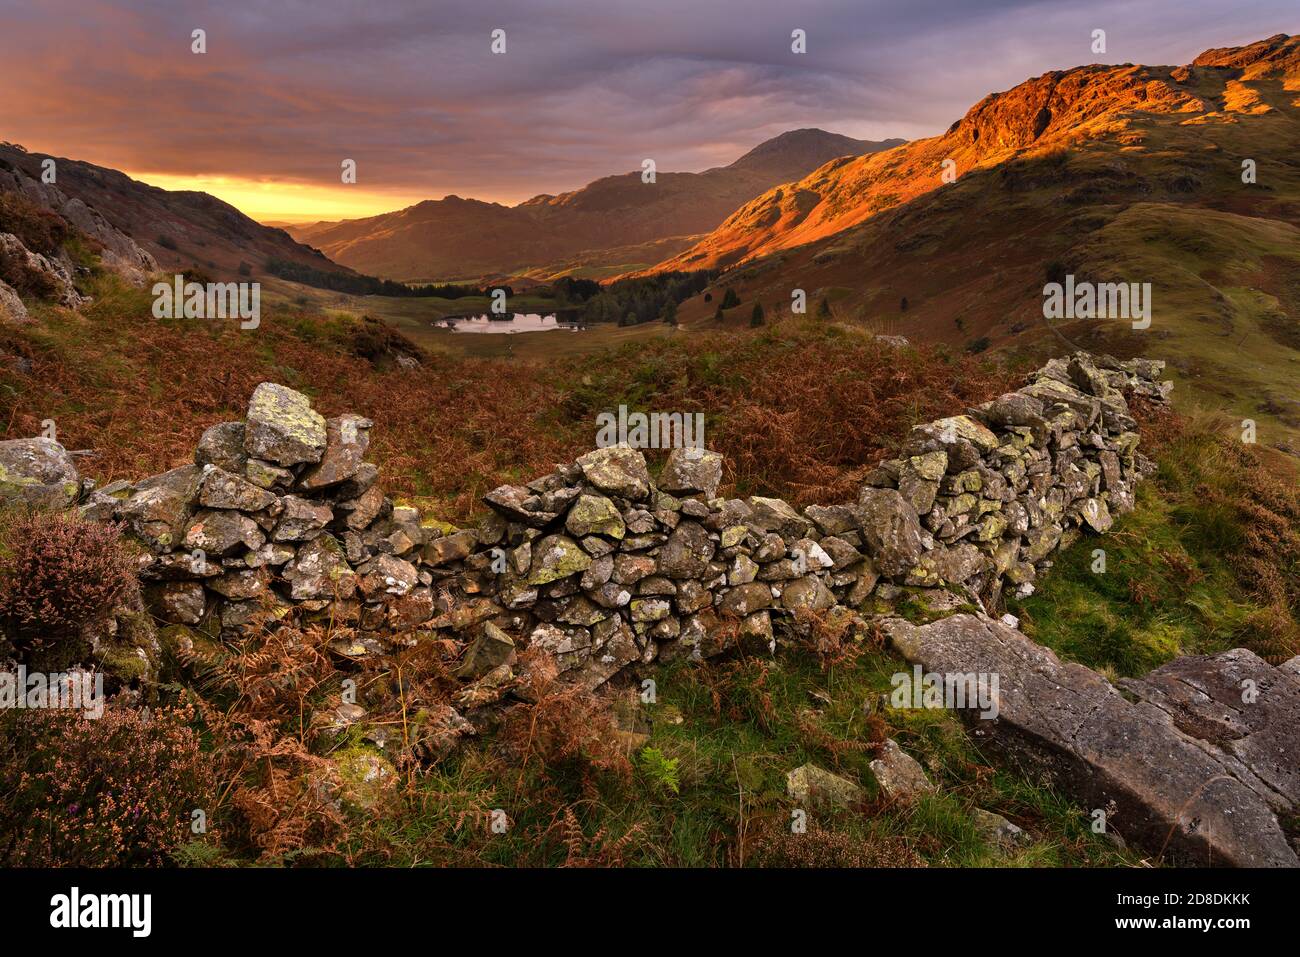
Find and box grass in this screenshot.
[5,269,1295,869]
[0,275,1016,520]
[292,649,1138,868]
[1010,412,1300,676]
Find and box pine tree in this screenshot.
[750,303,765,327]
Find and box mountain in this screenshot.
[659,34,1300,455]
[287,129,904,282]
[0,142,350,280]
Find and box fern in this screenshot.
[637,746,680,795]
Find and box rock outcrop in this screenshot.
[0,156,158,286]
[884,613,1300,867]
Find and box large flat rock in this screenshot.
[884,613,1299,867]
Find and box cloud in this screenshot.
[0,0,1294,217]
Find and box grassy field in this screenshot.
[4,266,1297,868]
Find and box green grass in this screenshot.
[1009,426,1297,676]
[330,648,1135,868]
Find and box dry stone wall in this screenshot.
[14,350,1168,705]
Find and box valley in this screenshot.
[1,19,1298,884]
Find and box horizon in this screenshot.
[0,1,1295,222]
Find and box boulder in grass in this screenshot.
[869,739,935,803]
[0,437,80,508]
[786,764,865,809]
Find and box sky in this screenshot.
[0,0,1294,222]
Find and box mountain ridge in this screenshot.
[287,129,904,281]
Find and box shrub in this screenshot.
[0,191,71,256]
[0,702,214,866]
[720,288,740,309]
[750,303,765,327]
[156,233,178,250]
[0,511,137,650]
[748,820,924,867]
[0,239,59,298]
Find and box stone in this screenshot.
[575,445,652,500]
[334,747,396,811]
[630,597,671,623]
[747,496,813,538]
[183,509,264,556]
[1078,496,1113,533]
[0,277,27,322]
[526,534,592,585]
[612,553,657,586]
[719,581,773,617]
[343,485,386,531]
[298,414,372,490]
[146,581,206,625]
[804,504,860,536]
[869,739,935,803]
[884,613,1299,867]
[781,575,836,612]
[197,465,277,512]
[423,529,477,566]
[283,534,357,601]
[855,488,925,578]
[974,392,1047,433]
[455,622,517,680]
[273,496,333,542]
[358,554,419,599]
[483,483,558,527]
[729,554,759,585]
[565,493,626,539]
[786,764,865,808]
[527,622,593,672]
[656,520,715,579]
[791,538,834,571]
[208,568,268,601]
[659,447,723,498]
[580,554,615,590]
[913,415,999,454]
[244,382,328,466]
[0,232,84,307]
[971,808,1030,852]
[0,437,81,508]
[818,535,864,571]
[573,615,640,690]
[1120,649,1300,812]
[195,421,247,473]
[245,458,293,490]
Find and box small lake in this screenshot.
[436,312,586,334]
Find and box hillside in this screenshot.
[659,34,1300,455]
[0,142,351,280]
[288,130,903,282]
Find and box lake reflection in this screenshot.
[436,313,585,334]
